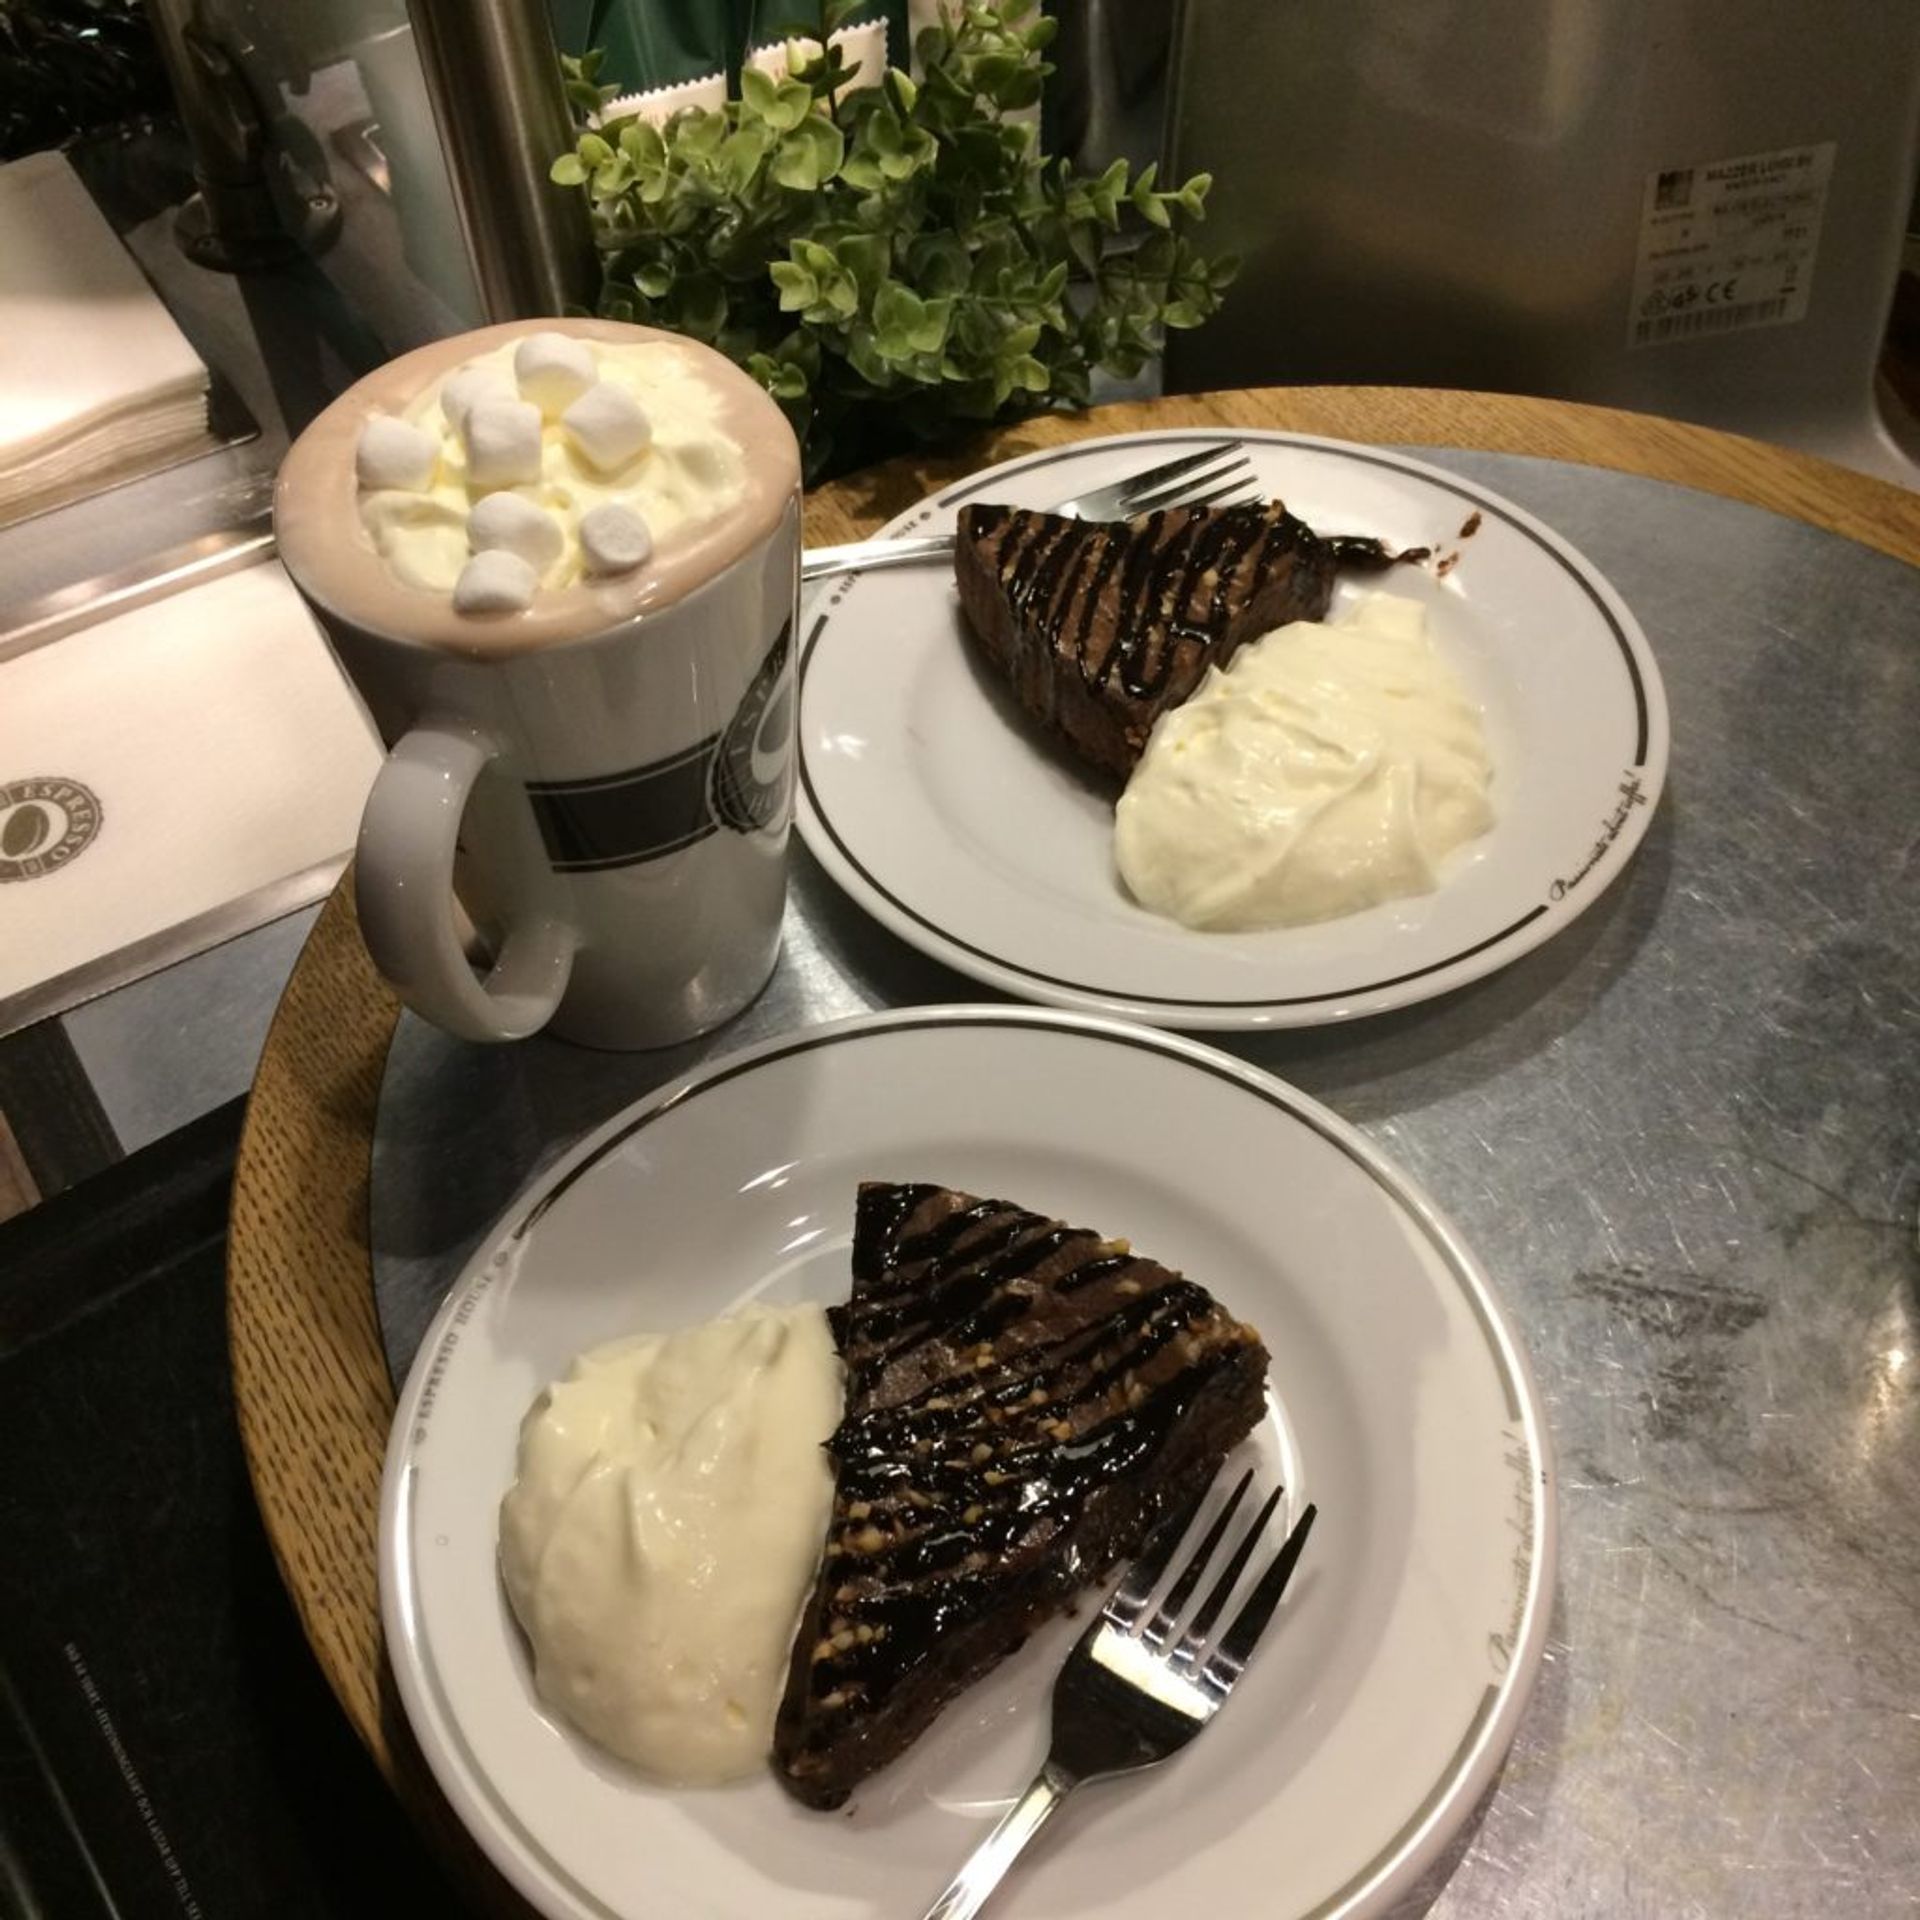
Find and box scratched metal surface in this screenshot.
[369,451,1920,1917]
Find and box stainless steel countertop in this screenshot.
[368,448,1920,1916]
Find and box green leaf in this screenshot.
[577,133,613,168]
[741,67,780,118]
[770,137,822,193]
[635,263,672,298]
[618,121,666,166]
[771,79,817,130]
[771,115,843,191]
[550,154,587,187]
[1136,231,1178,278]
[846,323,892,385]
[674,110,726,160]
[717,123,770,193]
[794,41,853,97]
[1131,165,1171,227]
[906,231,971,295]
[671,271,728,338]
[907,296,952,354]
[796,238,839,279]
[872,281,926,339]
[767,328,820,378]
[1052,361,1092,407]
[749,352,810,401]
[561,53,615,123]
[834,230,890,297]
[744,69,814,133]
[591,154,634,197]
[770,261,818,311]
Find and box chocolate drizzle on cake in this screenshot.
[953,499,1423,780]
[773,1182,1270,1810]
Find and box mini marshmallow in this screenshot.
[438,365,516,431]
[463,398,544,490]
[513,331,598,417]
[561,381,652,472]
[355,415,437,492]
[578,502,654,575]
[467,491,564,572]
[452,548,538,614]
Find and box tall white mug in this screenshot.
[276,319,802,1049]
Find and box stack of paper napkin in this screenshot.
[0,152,211,527]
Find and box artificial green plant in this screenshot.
[552,0,1233,478]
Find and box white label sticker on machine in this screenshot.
[1627,142,1835,350]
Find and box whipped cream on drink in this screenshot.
[273,318,799,656]
[498,1302,841,1784]
[1116,593,1495,930]
[352,330,751,615]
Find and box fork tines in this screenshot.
[1111,1470,1317,1701]
[1123,450,1259,517]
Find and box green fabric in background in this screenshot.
[548,0,909,97]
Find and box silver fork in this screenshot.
[800,442,1259,582]
[921,1470,1318,1920]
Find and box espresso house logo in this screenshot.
[0,776,103,883]
[525,623,795,873]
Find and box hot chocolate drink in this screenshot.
[275,320,803,1051]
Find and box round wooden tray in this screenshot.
[226,387,1919,1886]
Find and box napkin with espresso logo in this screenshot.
[0,563,380,1019]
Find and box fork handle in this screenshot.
[919,1759,1079,1920]
[800,532,956,581]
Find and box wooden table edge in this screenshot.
[224,387,1918,1795]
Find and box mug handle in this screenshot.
[354,720,574,1043]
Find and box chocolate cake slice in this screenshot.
[954,499,1416,779]
[773,1182,1270,1810]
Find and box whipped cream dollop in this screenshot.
[498,1302,841,1784]
[1115,593,1495,930]
[354,331,749,614]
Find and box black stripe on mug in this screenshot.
[526,737,721,872]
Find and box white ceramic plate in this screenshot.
[381,1006,1555,1920]
[797,430,1668,1028]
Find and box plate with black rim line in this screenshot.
[795,428,1668,1030]
[379,1004,1556,1920]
